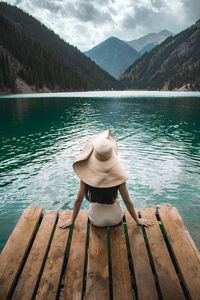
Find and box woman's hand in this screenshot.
[137,218,154,227]
[58,218,73,229]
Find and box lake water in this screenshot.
[0,91,200,252]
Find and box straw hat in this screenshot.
[73,130,129,188]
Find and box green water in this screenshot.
[0,93,200,251]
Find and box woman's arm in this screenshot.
[58,180,85,229]
[119,182,154,227]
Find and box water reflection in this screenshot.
[0,96,200,251]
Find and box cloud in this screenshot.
[181,0,200,23]
[62,2,113,23]
[4,0,199,51]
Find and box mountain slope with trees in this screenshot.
[119,20,200,91]
[84,37,141,78]
[0,16,88,93]
[0,2,121,93]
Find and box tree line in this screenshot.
[0,15,89,93]
[0,2,121,93]
[0,51,16,92]
[168,61,200,90]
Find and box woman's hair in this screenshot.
[85,184,119,204]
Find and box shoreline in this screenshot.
[1,85,199,97]
[1,90,200,99]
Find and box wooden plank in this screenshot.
[110,222,134,299]
[157,204,200,300]
[35,210,72,300]
[63,210,88,300]
[12,211,58,300]
[125,210,158,300]
[140,208,185,300]
[84,224,109,300]
[0,206,43,300]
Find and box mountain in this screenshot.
[0,2,121,94]
[139,43,155,54]
[126,30,174,53]
[84,37,141,78]
[84,31,173,79]
[119,20,200,91]
[0,16,88,93]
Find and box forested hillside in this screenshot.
[0,16,87,93]
[119,20,200,91]
[0,2,121,93]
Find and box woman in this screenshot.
[58,130,153,229]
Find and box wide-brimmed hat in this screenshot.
[73,130,129,188]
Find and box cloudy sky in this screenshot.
[3,0,200,51]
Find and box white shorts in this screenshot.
[88,198,124,227]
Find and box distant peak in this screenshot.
[159,29,174,35]
[107,36,119,41]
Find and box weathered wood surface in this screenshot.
[110,222,134,300]
[157,204,200,300]
[63,210,88,300]
[140,208,185,300]
[0,206,43,300]
[125,210,158,300]
[12,211,57,300]
[35,210,72,300]
[0,204,200,300]
[84,224,109,300]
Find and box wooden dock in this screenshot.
[0,204,200,300]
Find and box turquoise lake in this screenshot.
[0,91,200,252]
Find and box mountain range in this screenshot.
[84,37,141,78]
[84,30,173,78]
[0,2,121,94]
[0,2,199,93]
[119,19,200,91]
[126,30,174,53]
